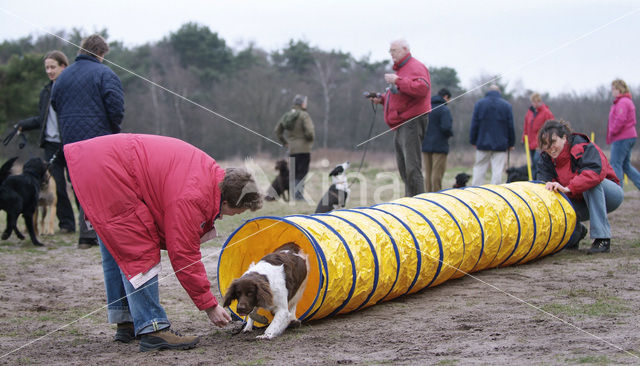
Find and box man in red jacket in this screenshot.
[370,39,431,197]
[64,134,263,351]
[523,93,554,178]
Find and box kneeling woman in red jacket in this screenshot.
[536,120,624,254]
[64,134,263,351]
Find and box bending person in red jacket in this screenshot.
[64,134,263,351]
[537,120,623,254]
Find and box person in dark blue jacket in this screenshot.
[469,85,515,185]
[16,50,76,234]
[51,34,125,249]
[421,88,453,192]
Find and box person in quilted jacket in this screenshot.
[51,34,125,249]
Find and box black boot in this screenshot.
[114,322,137,343]
[565,223,587,250]
[587,238,610,254]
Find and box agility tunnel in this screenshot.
[217,181,576,324]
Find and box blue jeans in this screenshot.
[99,237,170,335]
[610,138,640,190]
[567,178,624,243]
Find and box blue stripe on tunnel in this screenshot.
[437,192,485,272]
[290,214,358,318]
[474,187,522,267]
[502,187,538,265]
[372,202,443,294]
[413,197,466,279]
[323,212,380,313]
[340,209,401,310]
[515,187,554,260]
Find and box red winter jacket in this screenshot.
[65,134,225,310]
[607,93,637,145]
[381,53,431,129]
[537,133,618,200]
[523,104,554,150]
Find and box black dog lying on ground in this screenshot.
[0,157,49,246]
[315,162,350,213]
[506,165,530,183]
[265,159,290,202]
[453,173,471,188]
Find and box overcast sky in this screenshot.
[1,0,639,96]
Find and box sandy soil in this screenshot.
[1,190,639,366]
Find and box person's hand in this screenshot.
[384,73,399,84]
[205,304,231,327]
[371,96,383,105]
[545,181,570,193]
[200,227,217,244]
[509,146,515,151]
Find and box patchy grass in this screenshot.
[435,360,460,366]
[566,354,612,365]
[236,358,271,366]
[541,296,629,318]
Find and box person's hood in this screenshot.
[431,95,446,105]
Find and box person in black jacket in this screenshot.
[421,88,453,192]
[16,50,76,233]
[51,34,125,249]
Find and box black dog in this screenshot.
[315,162,350,213]
[265,159,289,202]
[506,165,530,183]
[453,173,471,188]
[0,157,49,246]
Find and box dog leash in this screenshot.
[2,127,27,149]
[345,100,378,191]
[354,101,378,177]
[46,147,65,169]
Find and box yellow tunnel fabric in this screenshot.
[217,182,576,324]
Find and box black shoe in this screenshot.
[139,328,199,352]
[78,238,98,249]
[565,223,587,250]
[114,322,137,343]
[587,238,610,254]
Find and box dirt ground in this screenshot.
[1,188,640,366]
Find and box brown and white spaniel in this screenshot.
[223,242,309,339]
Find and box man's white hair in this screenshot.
[391,38,410,51]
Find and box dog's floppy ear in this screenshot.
[222,281,238,308]
[255,277,274,308]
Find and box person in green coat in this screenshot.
[275,94,315,201]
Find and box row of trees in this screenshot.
[1,23,637,160]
